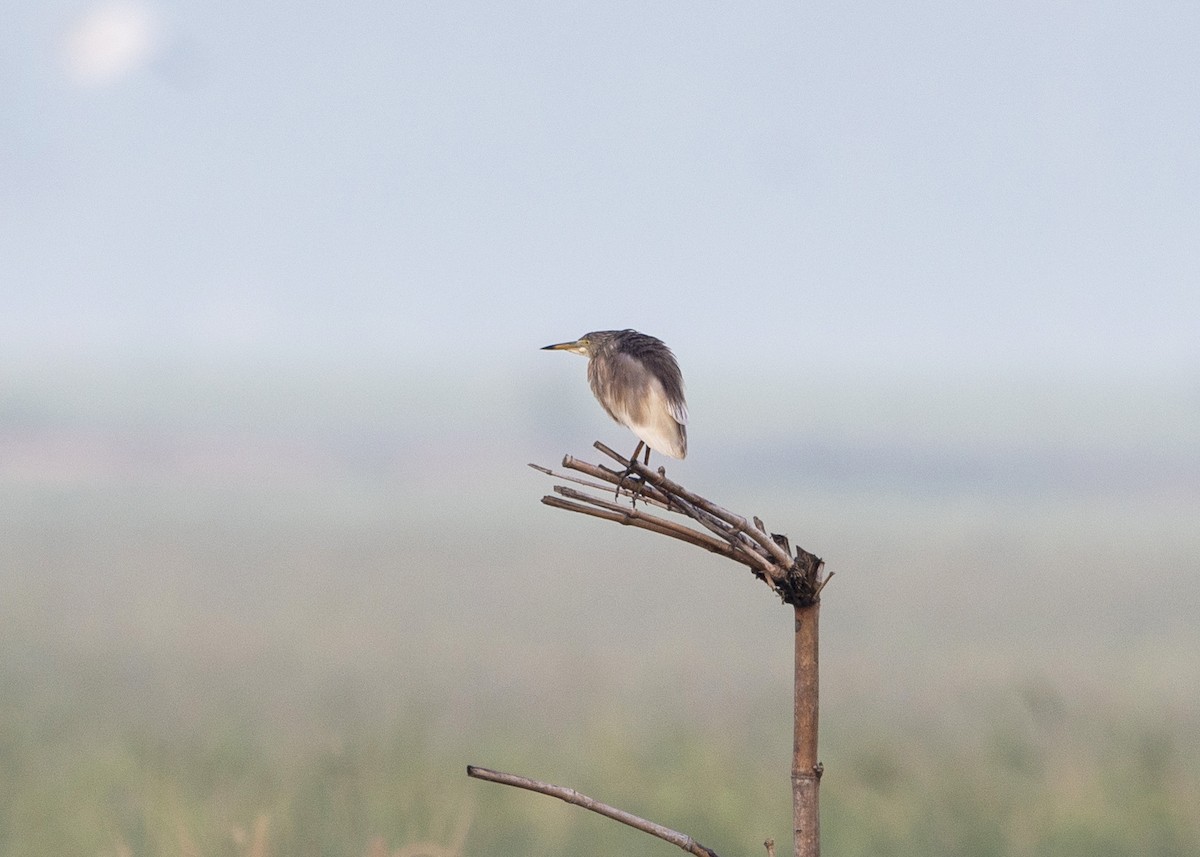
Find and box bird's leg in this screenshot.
[615,441,645,502]
[628,447,655,506]
[627,451,652,505]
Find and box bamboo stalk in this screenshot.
[792,601,822,857]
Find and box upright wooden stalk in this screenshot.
[470,448,830,857]
[793,600,821,857]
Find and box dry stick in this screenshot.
[558,456,676,508]
[660,493,771,562]
[540,496,705,549]
[559,455,774,570]
[466,766,722,857]
[565,450,669,499]
[541,494,764,569]
[547,472,778,577]
[549,486,689,537]
[592,442,795,571]
[550,486,773,573]
[556,455,742,538]
[528,462,623,497]
[538,460,677,513]
[551,486,708,541]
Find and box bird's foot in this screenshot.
[614,467,647,507]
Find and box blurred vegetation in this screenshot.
[2,367,1197,855]
[1,643,1196,857]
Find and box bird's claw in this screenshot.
[614,467,647,507]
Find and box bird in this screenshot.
[541,329,687,470]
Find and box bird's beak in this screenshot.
[541,339,584,354]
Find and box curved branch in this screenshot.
[466,766,721,857]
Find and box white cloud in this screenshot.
[62,2,162,87]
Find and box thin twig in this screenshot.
[466,765,721,857]
[559,456,676,508]
[550,486,774,572]
[593,442,795,569]
[540,446,794,584]
[541,495,766,568]
[812,570,833,597]
[528,462,616,496]
[530,462,674,512]
[566,446,771,563]
[662,493,775,566]
[541,495,702,548]
[538,446,831,604]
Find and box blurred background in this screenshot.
[3,2,1198,855]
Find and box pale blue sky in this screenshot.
[4,1,1198,381]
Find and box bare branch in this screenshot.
[528,462,625,497]
[556,454,765,572]
[660,493,771,561]
[592,441,796,569]
[552,486,774,570]
[540,493,765,569]
[535,444,832,603]
[558,455,676,508]
[571,448,772,563]
[466,765,722,857]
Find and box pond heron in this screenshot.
[541,329,687,468]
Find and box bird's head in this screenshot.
[541,333,604,357]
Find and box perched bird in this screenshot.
[541,329,687,467]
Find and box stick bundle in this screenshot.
[530,441,825,607]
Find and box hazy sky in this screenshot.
[4,1,1198,381]
[4,4,1199,724]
